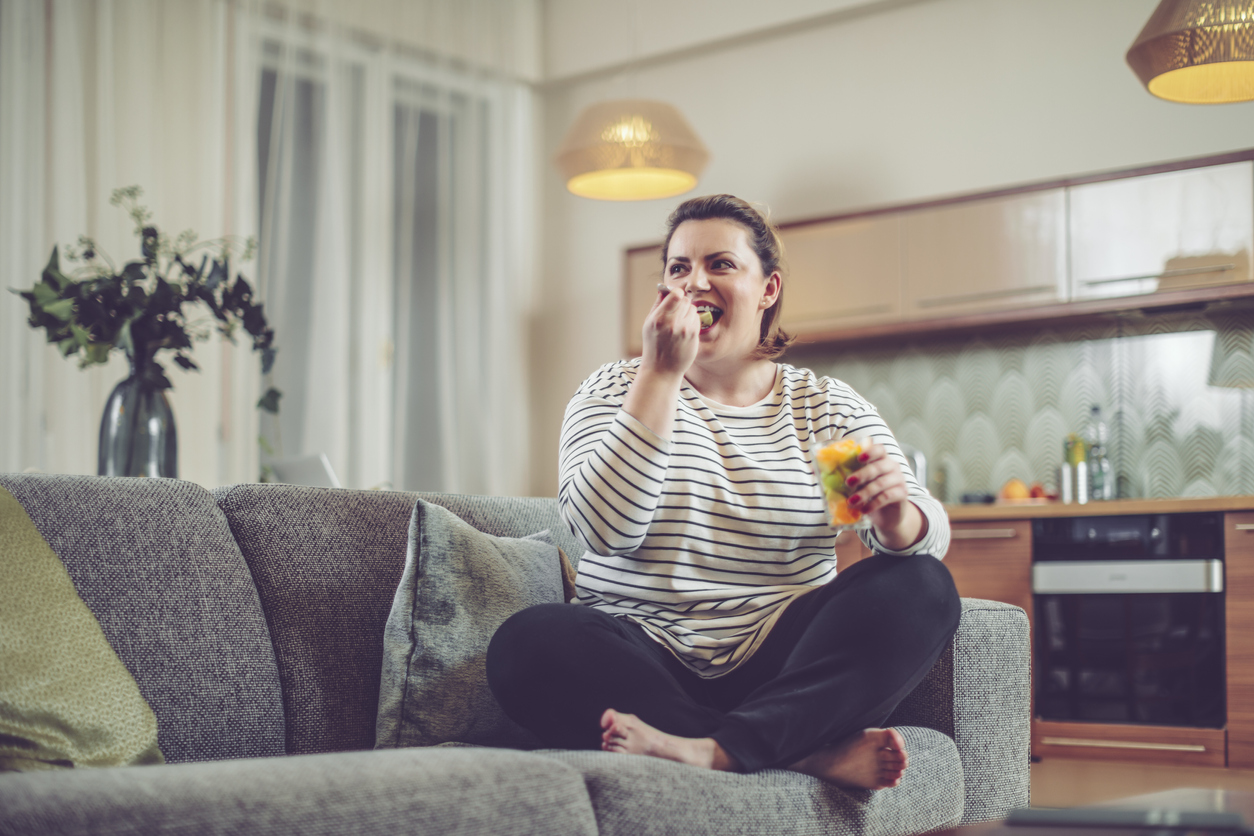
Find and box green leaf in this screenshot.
[256,387,282,414]
[261,347,277,374]
[31,281,61,308]
[42,298,75,321]
[81,342,111,367]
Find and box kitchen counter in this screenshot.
[945,495,1254,522]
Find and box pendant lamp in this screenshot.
[555,99,709,201]
[1126,0,1254,103]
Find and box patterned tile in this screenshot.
[796,311,1253,500]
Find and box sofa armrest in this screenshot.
[885,598,1030,824]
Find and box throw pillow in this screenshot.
[375,499,567,750]
[0,486,164,771]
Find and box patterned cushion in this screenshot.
[0,746,599,836]
[212,485,576,755]
[0,475,284,764]
[537,725,963,836]
[375,500,564,749]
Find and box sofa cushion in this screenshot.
[0,485,162,771]
[376,500,564,750]
[537,725,963,836]
[212,484,576,755]
[0,475,284,764]
[0,746,600,836]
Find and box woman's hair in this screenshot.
[661,194,794,360]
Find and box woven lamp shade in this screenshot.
[1127,0,1254,103]
[555,99,709,201]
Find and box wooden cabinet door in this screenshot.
[777,215,902,338]
[623,246,663,356]
[1069,161,1253,302]
[943,520,1033,619]
[902,190,1067,319]
[1227,511,1254,768]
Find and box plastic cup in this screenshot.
[812,435,873,532]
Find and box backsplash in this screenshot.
[787,311,1254,501]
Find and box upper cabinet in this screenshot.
[778,215,903,337]
[1069,161,1253,302]
[902,190,1068,318]
[619,153,1254,356]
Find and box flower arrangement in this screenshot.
[14,186,281,412]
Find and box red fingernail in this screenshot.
[848,495,861,506]
[846,476,859,487]
[859,453,870,462]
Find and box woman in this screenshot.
[487,194,959,790]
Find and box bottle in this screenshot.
[1061,433,1088,505]
[1084,405,1113,501]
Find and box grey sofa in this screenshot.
[0,474,1030,836]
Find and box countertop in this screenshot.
[944,495,1254,522]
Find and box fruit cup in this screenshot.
[812,435,873,532]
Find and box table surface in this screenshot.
[938,789,1254,836]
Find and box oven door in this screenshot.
[1033,560,1225,728]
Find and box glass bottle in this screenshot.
[1085,405,1113,501]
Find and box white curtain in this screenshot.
[2,0,537,495]
[0,0,259,486]
[254,5,536,495]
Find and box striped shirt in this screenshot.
[557,359,950,678]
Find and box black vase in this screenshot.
[98,354,178,478]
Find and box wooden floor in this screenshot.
[1031,757,1254,808]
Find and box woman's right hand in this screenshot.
[641,283,700,378]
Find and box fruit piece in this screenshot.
[830,497,861,525]
[1000,478,1030,501]
[816,438,860,472]
[1029,482,1046,499]
[699,310,714,328]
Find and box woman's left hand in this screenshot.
[844,441,927,550]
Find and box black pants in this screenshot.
[486,552,961,772]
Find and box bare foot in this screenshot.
[788,728,908,790]
[600,709,738,771]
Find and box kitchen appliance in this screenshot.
[1032,513,1225,728]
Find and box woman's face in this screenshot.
[663,219,780,364]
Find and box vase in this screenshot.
[98,355,178,478]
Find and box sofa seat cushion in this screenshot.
[538,725,963,836]
[0,747,599,836]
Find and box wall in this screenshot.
[788,314,1254,501]
[530,0,1254,497]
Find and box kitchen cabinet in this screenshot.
[902,190,1067,319]
[1069,161,1253,302]
[620,152,1254,356]
[777,216,902,337]
[942,521,1033,618]
[1227,511,1254,768]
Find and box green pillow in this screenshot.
[0,486,163,771]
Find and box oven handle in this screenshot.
[1033,559,1224,594]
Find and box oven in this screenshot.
[1032,513,1226,728]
